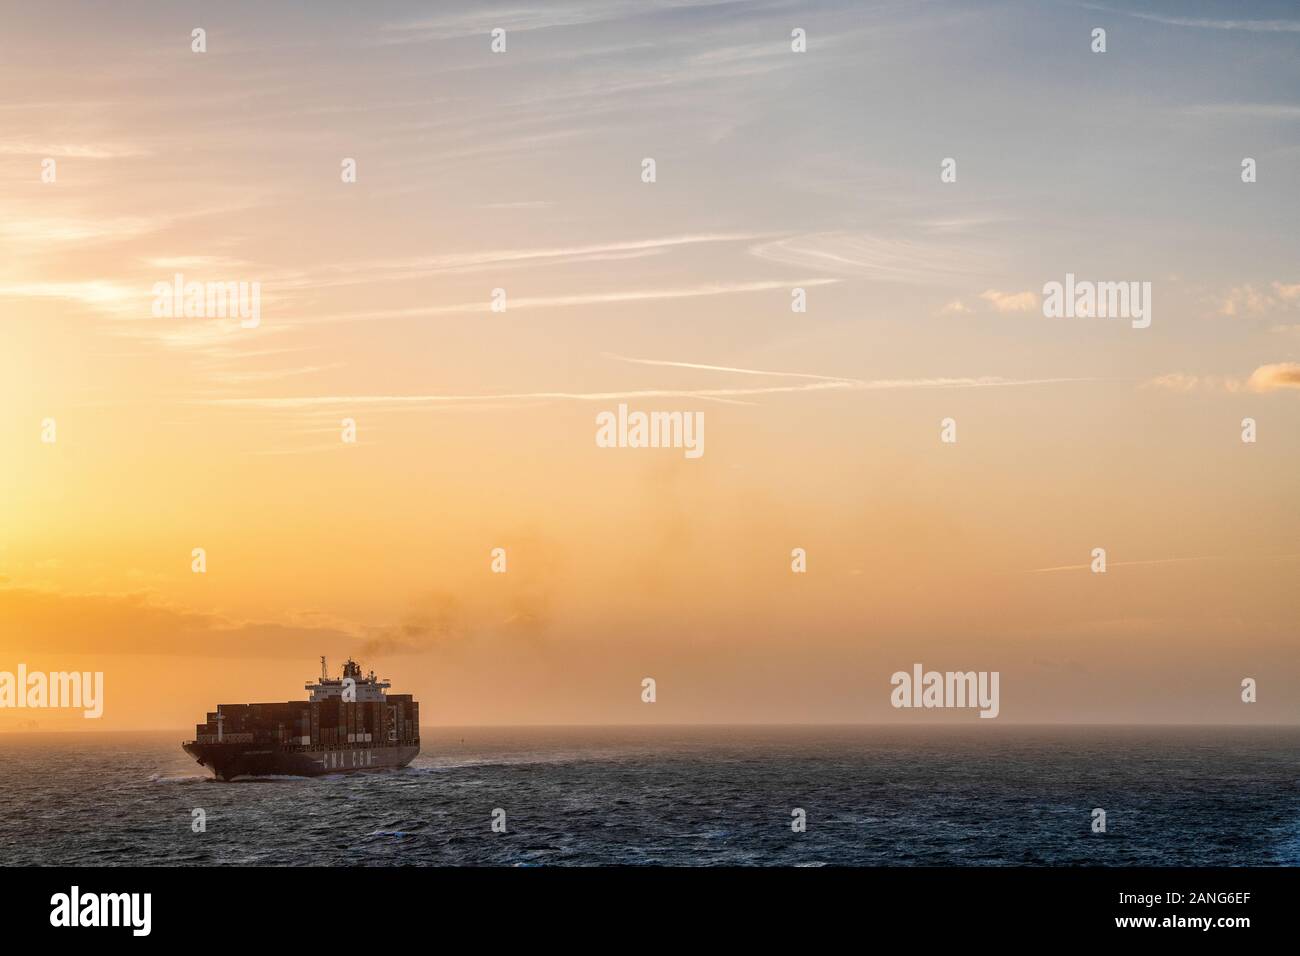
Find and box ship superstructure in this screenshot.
[182,658,420,780]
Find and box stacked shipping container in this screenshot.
[193,694,419,748]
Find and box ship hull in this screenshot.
[183,741,419,780]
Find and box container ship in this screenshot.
[182,658,419,780]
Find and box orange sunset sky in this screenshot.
[2,1,1299,729]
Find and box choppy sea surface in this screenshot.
[1,726,1296,866]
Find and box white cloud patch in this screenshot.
[1143,363,1300,394]
[979,289,1039,313]
[1246,362,1300,392]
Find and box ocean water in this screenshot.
[0,726,1296,866]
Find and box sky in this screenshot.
[2,0,1298,729]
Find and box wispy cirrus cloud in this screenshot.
[266,232,773,296]
[1125,11,1300,32]
[0,139,148,158]
[200,358,1094,411]
[1183,103,1300,120]
[1081,3,1300,33]
[0,211,163,246]
[1028,555,1222,573]
[0,279,142,315]
[141,255,250,271]
[376,1,645,45]
[288,278,840,326]
[6,231,786,340]
[1029,553,1300,573]
[603,354,853,382]
[359,231,766,271]
[209,363,346,386]
[477,200,556,210]
[749,232,990,282]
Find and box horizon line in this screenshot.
[4,721,1299,736]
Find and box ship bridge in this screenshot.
[305,657,390,703]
